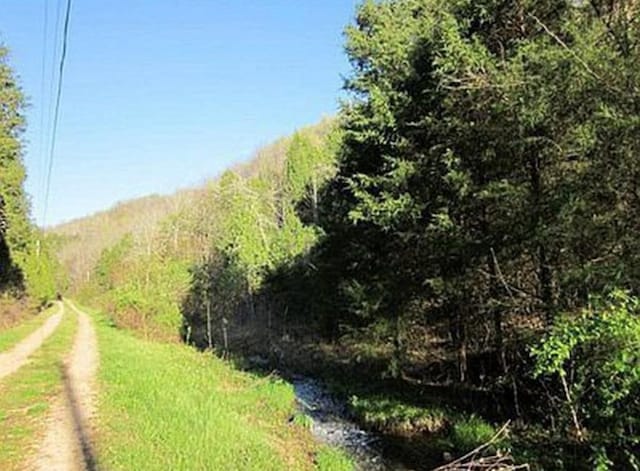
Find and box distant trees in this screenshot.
[533,291,640,465]
[58,121,337,339]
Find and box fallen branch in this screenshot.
[433,421,530,471]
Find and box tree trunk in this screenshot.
[392,314,405,378]
[539,244,554,325]
[221,318,229,360]
[312,176,319,225]
[206,299,213,351]
[454,308,468,383]
[529,150,555,324]
[488,254,506,374]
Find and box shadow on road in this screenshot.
[60,363,98,471]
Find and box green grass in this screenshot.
[0,304,58,352]
[291,412,314,429]
[450,415,499,451]
[347,392,504,460]
[315,447,353,471]
[349,394,448,435]
[0,305,76,470]
[88,306,349,470]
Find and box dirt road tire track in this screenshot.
[33,301,99,471]
[0,302,64,381]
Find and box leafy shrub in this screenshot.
[532,290,640,468]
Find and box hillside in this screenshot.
[51,118,336,335]
[53,190,200,287]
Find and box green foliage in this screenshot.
[0,47,29,258]
[0,46,28,292]
[64,122,339,345]
[179,124,339,349]
[19,235,66,305]
[300,0,640,389]
[95,234,133,290]
[532,290,640,467]
[90,233,192,336]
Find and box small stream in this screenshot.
[291,376,412,471]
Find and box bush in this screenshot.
[532,290,640,469]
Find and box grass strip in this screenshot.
[0,304,59,352]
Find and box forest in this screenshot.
[2,0,640,469]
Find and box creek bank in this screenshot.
[291,375,409,470]
[243,354,442,470]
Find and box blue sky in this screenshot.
[0,1,356,226]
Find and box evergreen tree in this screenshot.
[0,46,29,293]
[316,0,640,379]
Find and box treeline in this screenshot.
[0,46,61,310]
[55,0,640,468]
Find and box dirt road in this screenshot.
[0,303,64,381]
[33,301,99,471]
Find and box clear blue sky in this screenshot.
[1,1,356,226]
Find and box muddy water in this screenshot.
[291,376,412,471]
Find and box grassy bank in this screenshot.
[236,336,537,469]
[241,336,588,470]
[0,303,57,352]
[87,306,351,470]
[0,304,76,470]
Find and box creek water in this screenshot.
[291,376,413,471]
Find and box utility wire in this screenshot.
[42,0,72,228]
[41,0,62,224]
[37,0,49,213]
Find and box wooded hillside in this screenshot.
[53,118,336,336]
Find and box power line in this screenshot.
[37,0,49,213]
[42,0,72,228]
[41,0,62,225]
